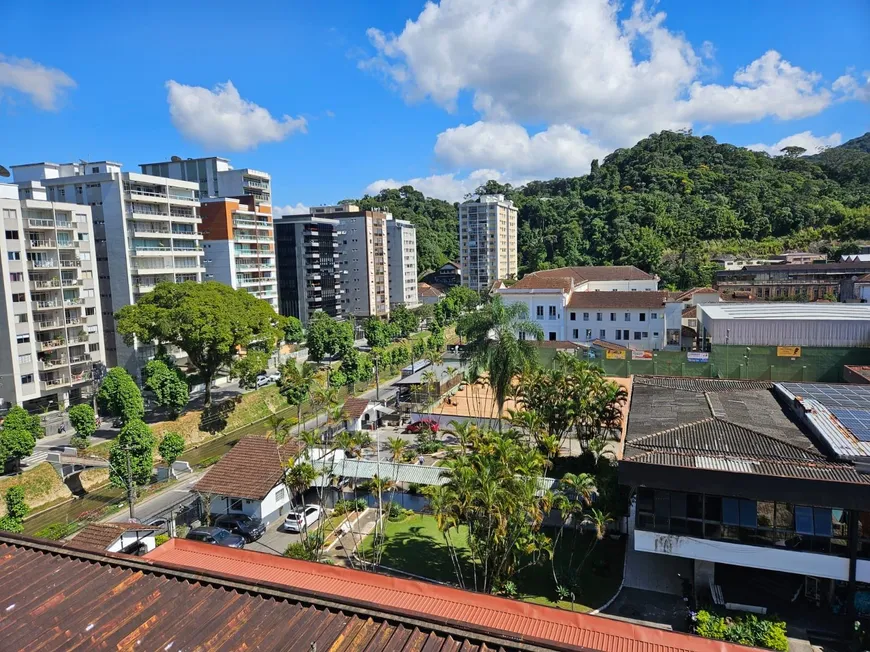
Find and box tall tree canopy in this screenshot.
[97,367,145,424]
[116,282,283,406]
[305,311,354,362]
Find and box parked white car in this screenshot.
[283,505,322,533]
[255,374,271,388]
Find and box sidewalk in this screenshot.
[326,508,381,565]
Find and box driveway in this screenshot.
[246,516,303,555]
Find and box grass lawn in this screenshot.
[359,515,624,612]
[0,462,73,516]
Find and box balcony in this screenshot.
[243,178,269,190]
[36,338,65,351]
[57,241,79,250]
[127,209,169,220]
[130,226,171,237]
[27,239,55,249]
[171,230,201,239]
[69,354,91,365]
[59,259,81,268]
[28,260,58,270]
[64,298,83,307]
[55,220,74,230]
[35,319,64,331]
[38,357,67,371]
[131,246,172,256]
[65,317,83,326]
[28,218,55,229]
[62,278,82,287]
[33,300,62,311]
[40,377,69,391]
[126,187,168,201]
[236,262,274,271]
[167,192,197,203]
[71,371,93,384]
[30,279,61,290]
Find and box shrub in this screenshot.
[385,501,403,520]
[284,542,317,561]
[155,533,170,547]
[70,434,90,450]
[34,522,78,540]
[407,483,422,495]
[693,610,787,652]
[335,498,367,514]
[197,455,222,468]
[0,516,23,533]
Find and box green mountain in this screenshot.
[355,131,870,289]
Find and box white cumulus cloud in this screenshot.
[0,54,75,110]
[165,80,307,151]
[274,202,311,216]
[366,169,517,203]
[434,122,608,178]
[363,0,847,147]
[833,72,870,102]
[745,131,842,157]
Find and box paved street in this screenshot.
[247,516,302,555]
[107,470,205,525]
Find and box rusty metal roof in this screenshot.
[0,535,560,652]
[145,538,751,652]
[194,436,302,500]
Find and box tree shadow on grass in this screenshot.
[377,525,472,585]
[198,396,241,434]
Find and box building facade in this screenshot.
[140,157,271,205]
[199,197,276,309]
[715,261,870,301]
[386,217,418,308]
[0,182,105,411]
[274,215,342,324]
[459,195,517,292]
[425,261,461,288]
[11,162,204,374]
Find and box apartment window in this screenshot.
[599,329,606,338]
[633,331,642,340]
[91,167,99,174]
[21,374,33,385]
[89,343,100,353]
[582,312,589,321]
[536,306,544,318]
[7,251,20,261]
[85,307,96,316]
[640,313,646,322]
[82,289,95,298]
[653,332,659,338]
[651,312,658,320]
[12,293,25,302]
[16,334,30,344]
[18,354,32,364]
[548,306,556,319]
[642,331,649,338]
[2,209,17,220]
[623,330,629,340]
[5,230,19,240]
[16,314,27,324]
[585,329,592,340]
[572,329,579,339]
[610,312,616,321]
[624,312,631,321]
[596,312,603,321]
[80,252,91,261]
[548,332,556,341]
[615,331,622,341]
[78,233,89,241]
[570,312,576,321]
[9,272,22,282]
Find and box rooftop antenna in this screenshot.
[0,165,10,178]
[170,155,182,163]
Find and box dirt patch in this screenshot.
[0,463,72,517]
[78,468,110,493]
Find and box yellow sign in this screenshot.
[777,346,801,358]
[605,350,626,360]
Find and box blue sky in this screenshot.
[1,0,868,210]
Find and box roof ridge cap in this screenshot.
[713,417,826,459]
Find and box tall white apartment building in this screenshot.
[11,162,205,374]
[386,217,419,308]
[458,194,517,292]
[306,205,389,319]
[140,157,271,205]
[199,197,277,310]
[0,182,106,411]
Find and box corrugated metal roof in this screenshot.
[634,376,773,393]
[700,303,870,321]
[0,535,566,652]
[144,537,748,652]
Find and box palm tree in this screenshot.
[278,361,316,436]
[386,436,407,462]
[458,295,543,430]
[266,414,293,445]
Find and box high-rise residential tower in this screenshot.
[386,217,419,308]
[0,182,106,411]
[458,194,517,292]
[140,157,271,205]
[11,162,204,374]
[274,214,342,324]
[199,197,277,310]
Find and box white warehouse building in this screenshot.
[697,303,870,348]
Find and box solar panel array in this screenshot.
[781,383,870,442]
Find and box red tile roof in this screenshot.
[69,522,158,551]
[146,538,749,652]
[418,281,446,297]
[0,534,543,652]
[673,287,719,301]
[342,397,372,421]
[527,265,655,284]
[510,274,575,291]
[682,306,697,319]
[568,291,670,309]
[855,273,870,283]
[194,436,301,500]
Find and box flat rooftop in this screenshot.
[699,303,870,321]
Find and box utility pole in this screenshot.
[124,446,135,520]
[374,354,380,402]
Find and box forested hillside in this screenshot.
[355,131,870,289]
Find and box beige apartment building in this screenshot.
[458,194,517,292]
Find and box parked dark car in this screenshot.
[185,526,245,549]
[214,514,266,542]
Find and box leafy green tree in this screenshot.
[229,350,269,390]
[305,311,354,362]
[1,427,35,473]
[143,359,190,417]
[2,406,44,440]
[459,295,542,424]
[389,304,419,338]
[283,316,304,344]
[97,367,144,424]
[278,361,316,434]
[68,404,96,449]
[0,486,28,532]
[109,419,155,489]
[158,431,185,468]
[115,281,283,406]
[362,318,390,348]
